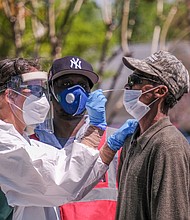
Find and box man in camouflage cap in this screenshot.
[115,50,190,220]
[122,50,189,102]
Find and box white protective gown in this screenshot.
[0,120,108,220]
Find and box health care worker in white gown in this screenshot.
[0,58,137,220]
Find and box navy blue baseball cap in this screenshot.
[48,56,99,88]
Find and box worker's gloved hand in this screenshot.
[86,89,107,130]
[107,119,138,151]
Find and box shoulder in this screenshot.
[152,124,189,151]
[148,126,190,167]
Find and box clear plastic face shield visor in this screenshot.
[4,71,53,133]
[7,72,48,96]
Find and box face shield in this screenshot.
[5,71,53,132]
[7,72,48,96]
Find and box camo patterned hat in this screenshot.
[123,50,190,100]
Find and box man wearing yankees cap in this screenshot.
[31,56,137,220]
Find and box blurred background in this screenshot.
[0,0,190,140]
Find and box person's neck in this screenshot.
[53,114,86,139]
[3,115,25,135]
[139,109,167,135]
[0,97,25,135]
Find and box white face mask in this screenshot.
[123,88,159,121]
[23,94,50,125]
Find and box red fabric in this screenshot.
[60,200,116,220]
[30,129,119,220]
[29,133,39,140]
[59,130,118,220]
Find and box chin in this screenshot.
[57,109,85,119]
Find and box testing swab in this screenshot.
[102,89,125,93]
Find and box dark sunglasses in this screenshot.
[20,85,45,98]
[126,74,161,88]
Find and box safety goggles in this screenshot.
[126,73,161,89]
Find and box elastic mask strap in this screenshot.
[10,101,23,112]
[7,89,27,112]
[50,82,59,102]
[7,88,26,126]
[9,100,25,126]
[147,97,159,107]
[72,93,83,116]
[68,85,86,92]
[8,88,27,98]
[142,85,160,95]
[142,86,161,107]
[142,86,161,106]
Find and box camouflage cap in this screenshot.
[122,50,190,100]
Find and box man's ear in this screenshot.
[154,85,168,98]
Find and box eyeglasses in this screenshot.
[126,74,161,89]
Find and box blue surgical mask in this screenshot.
[57,85,89,116]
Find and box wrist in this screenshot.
[99,143,117,165]
[90,123,107,131]
[81,125,104,149]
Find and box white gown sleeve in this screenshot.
[0,122,108,207]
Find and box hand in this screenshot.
[86,89,107,130]
[107,119,138,151]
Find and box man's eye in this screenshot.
[79,84,87,89]
[56,81,71,87]
[62,82,71,86]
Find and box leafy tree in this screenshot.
[0,0,189,126]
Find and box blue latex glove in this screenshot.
[107,119,138,151]
[86,89,107,130]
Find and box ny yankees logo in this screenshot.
[70,58,82,69]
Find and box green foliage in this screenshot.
[167,3,189,40]
[62,2,105,61]
[129,1,157,42]
[0,14,14,58]
[128,0,185,43]
[0,0,189,61]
